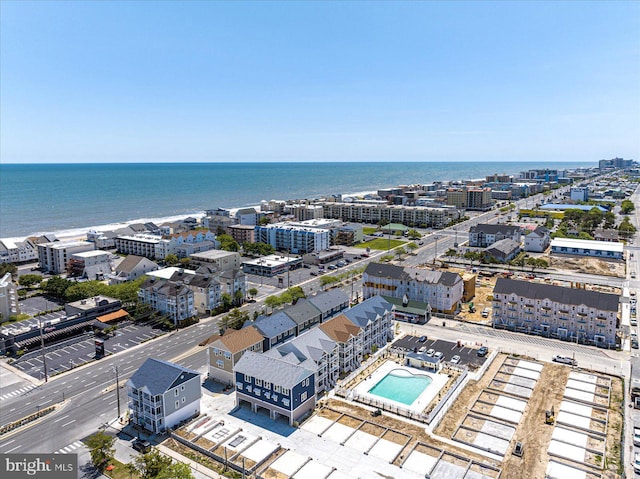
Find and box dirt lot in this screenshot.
[603,376,624,479]
[548,255,625,278]
[500,363,570,479]
[323,399,501,469]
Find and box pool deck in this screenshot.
[352,360,449,414]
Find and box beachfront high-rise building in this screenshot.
[37,240,95,274]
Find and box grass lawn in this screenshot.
[356,238,406,250]
[104,458,139,479]
[362,227,378,235]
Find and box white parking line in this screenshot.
[5,445,22,453]
[61,419,76,428]
[53,414,69,423]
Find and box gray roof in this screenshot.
[284,299,321,326]
[235,351,314,389]
[116,255,156,274]
[343,295,393,328]
[172,271,219,289]
[249,312,297,339]
[307,290,349,315]
[365,262,461,287]
[128,358,200,396]
[485,238,521,255]
[531,226,550,237]
[406,352,441,363]
[469,224,521,235]
[494,278,619,312]
[269,327,336,364]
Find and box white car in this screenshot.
[634,453,640,474]
[450,355,461,365]
[426,348,435,357]
[418,346,427,353]
[552,355,577,366]
[434,351,444,360]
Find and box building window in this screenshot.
[274,385,281,393]
[245,374,252,382]
[264,382,271,390]
[181,385,185,391]
[175,401,179,408]
[182,397,185,403]
[282,398,290,407]
[174,390,179,397]
[282,388,290,395]
[216,360,224,368]
[237,383,243,390]
[301,391,307,402]
[224,352,231,360]
[256,379,263,387]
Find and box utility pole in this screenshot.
[114,366,121,419]
[38,318,48,382]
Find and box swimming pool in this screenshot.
[368,369,433,406]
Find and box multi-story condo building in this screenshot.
[67,250,113,280]
[115,234,162,259]
[227,225,256,245]
[254,223,330,254]
[468,224,521,248]
[0,238,38,264]
[465,187,493,211]
[342,295,394,353]
[127,358,201,434]
[570,186,589,202]
[0,273,20,322]
[108,255,158,284]
[320,202,460,228]
[265,327,339,394]
[492,278,619,347]
[190,250,242,272]
[363,263,463,314]
[524,226,551,253]
[37,240,95,274]
[234,350,316,426]
[138,276,195,324]
[206,326,264,385]
[319,314,363,373]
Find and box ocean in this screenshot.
[0,161,592,239]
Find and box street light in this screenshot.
[113,366,121,419]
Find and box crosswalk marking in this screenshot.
[54,441,84,454]
[0,385,36,401]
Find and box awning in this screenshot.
[96,309,129,323]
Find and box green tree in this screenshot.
[220,293,233,311]
[217,234,239,252]
[132,450,173,479]
[406,229,421,240]
[65,281,107,302]
[0,263,17,277]
[242,242,275,257]
[164,254,179,266]
[319,275,340,289]
[288,286,306,302]
[406,242,419,253]
[179,258,191,267]
[622,199,635,214]
[18,274,43,288]
[221,308,250,330]
[258,217,271,226]
[86,431,115,472]
[157,462,194,479]
[619,216,637,239]
[603,211,616,229]
[43,276,72,299]
[248,287,258,299]
[377,219,389,227]
[264,295,282,312]
[234,289,244,305]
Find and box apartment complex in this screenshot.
[254,222,330,254]
[127,358,201,434]
[138,276,195,324]
[0,238,38,264]
[115,230,217,260]
[492,278,618,347]
[524,226,551,253]
[206,326,264,384]
[362,263,464,314]
[320,202,460,228]
[468,224,521,248]
[446,187,493,211]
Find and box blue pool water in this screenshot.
[368,370,433,406]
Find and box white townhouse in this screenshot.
[523,226,551,253]
[0,238,38,264]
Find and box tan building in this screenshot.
[462,273,476,303]
[206,326,264,385]
[319,314,363,373]
[228,224,256,245]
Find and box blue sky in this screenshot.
[1,1,639,163]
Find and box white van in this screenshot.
[481,307,490,318]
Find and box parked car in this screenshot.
[418,335,427,343]
[634,453,640,474]
[552,355,577,366]
[481,307,490,318]
[310,271,318,276]
[450,355,461,365]
[434,351,444,360]
[132,439,151,453]
[426,348,435,357]
[634,425,640,447]
[418,346,427,353]
[328,265,337,270]
[477,346,489,357]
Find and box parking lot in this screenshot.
[17,296,64,316]
[12,321,167,379]
[392,335,489,369]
